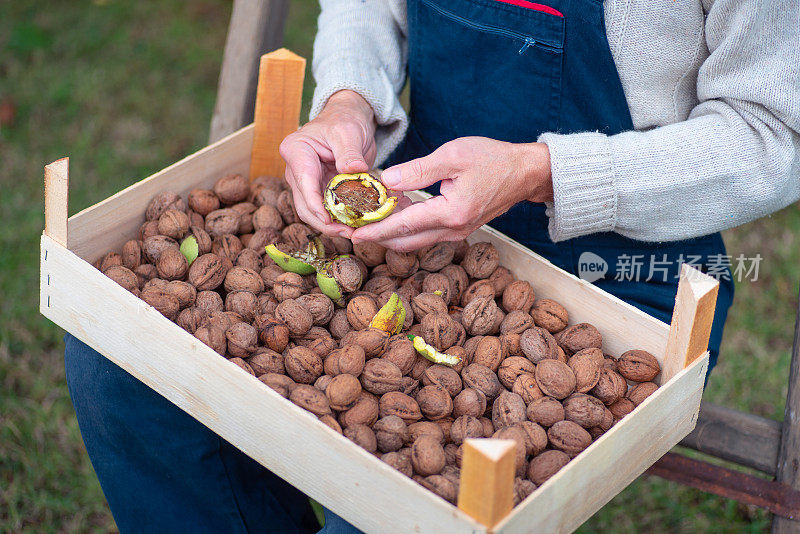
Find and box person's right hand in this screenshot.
[279,89,378,238]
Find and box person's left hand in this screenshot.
[351,137,553,251]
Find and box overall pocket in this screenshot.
[409,0,565,148]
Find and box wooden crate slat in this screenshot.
[494,354,707,534]
[68,125,254,263]
[40,234,485,534]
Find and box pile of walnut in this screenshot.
[97,173,662,507]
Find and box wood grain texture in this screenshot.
[44,158,69,247]
[772,287,800,533]
[661,265,719,383]
[458,439,516,528]
[680,402,781,476]
[494,354,708,534]
[209,0,289,143]
[39,235,485,534]
[249,48,305,180]
[68,125,254,262]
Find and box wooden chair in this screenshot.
[209,1,800,530]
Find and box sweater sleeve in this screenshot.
[309,0,409,166]
[538,0,800,243]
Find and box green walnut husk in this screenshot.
[180,235,199,265]
[265,238,325,275]
[408,334,461,367]
[323,172,397,228]
[369,292,406,335]
[316,254,362,306]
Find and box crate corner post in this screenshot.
[662,264,719,383]
[44,157,69,247]
[458,438,517,531]
[249,48,306,181]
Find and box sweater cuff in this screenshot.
[310,59,408,166]
[537,131,618,242]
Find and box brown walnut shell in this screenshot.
[361,359,403,395]
[502,280,536,313]
[531,299,569,333]
[417,243,455,272]
[450,415,485,445]
[512,373,544,404]
[275,299,313,337]
[555,323,602,355]
[498,357,536,389]
[290,384,331,416]
[568,348,604,393]
[104,265,139,294]
[188,253,228,291]
[461,242,499,279]
[461,295,502,336]
[272,272,304,301]
[547,420,592,457]
[535,359,576,400]
[142,235,179,264]
[489,266,515,298]
[563,393,606,428]
[224,266,265,294]
[145,191,184,221]
[627,381,659,406]
[528,450,569,485]
[452,387,487,419]
[411,435,446,476]
[346,295,378,330]
[461,363,503,401]
[373,415,409,453]
[326,374,362,411]
[226,322,257,357]
[284,346,323,384]
[416,385,453,421]
[420,312,459,351]
[386,250,420,278]
[205,208,241,237]
[259,373,295,398]
[473,336,504,372]
[157,209,190,240]
[527,396,565,427]
[421,273,453,305]
[500,310,535,335]
[491,391,527,430]
[340,391,380,428]
[379,391,422,424]
[617,350,661,382]
[247,348,285,376]
[214,174,250,205]
[461,279,496,307]
[382,451,413,477]
[194,325,226,355]
[121,240,142,270]
[591,368,628,405]
[188,188,220,216]
[421,365,463,397]
[516,420,548,456]
[520,327,559,363]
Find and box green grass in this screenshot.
[1,1,797,532]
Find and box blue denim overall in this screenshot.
[388,0,734,371]
[64,1,733,532]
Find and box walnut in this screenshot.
[555,323,602,355]
[290,384,331,416]
[205,208,241,237]
[119,240,142,271]
[421,365,463,397]
[211,234,243,263]
[139,220,160,241]
[188,226,213,256]
[568,348,604,393]
[235,249,263,272]
[187,188,220,216]
[411,436,446,476]
[190,292,220,317]
[461,295,502,336]
[228,357,256,376]
[419,474,457,504]
[500,310,535,335]
[194,325,226,355]
[416,385,453,420]
[104,265,139,294]
[145,191,184,221]
[528,450,569,485]
[284,346,323,384]
[142,235,179,264]
[294,293,334,326]
[328,309,352,340]
[417,243,455,272]
[157,209,190,240]
[479,417,495,438]
[411,293,448,323]
[492,426,527,475]
[487,267,514,298]
[163,280,196,309]
[275,299,313,337]
[401,270,427,293]
[527,396,565,427]
[222,266,263,294]
[514,478,537,506]
[307,336,337,359]
[492,391,527,430]
[520,327,559,363]
[340,391,380,428]
[383,336,416,375]
[329,255,363,293]
[445,345,468,374]
[386,249,419,278]
[223,291,256,322]
[259,264,284,290]
[346,295,377,330]
[617,350,661,382]
[251,315,288,353]
[461,242,499,279]
[373,415,409,453]
[461,363,503,401]
[516,420,548,456]
[249,203,283,231]
[547,420,592,457]
[531,299,569,334]
[421,273,453,305]
[246,348,284,376]
[269,272,302,302]
[449,415,484,445]
[361,359,403,395]
[186,253,226,291]
[609,397,636,421]
[453,388,487,419]
[134,263,158,289]
[563,393,606,428]
[627,382,659,406]
[437,266,466,305]
[590,368,627,405]
[473,336,503,372]
[461,279,495,307]
[379,391,422,424]
[259,373,295,398]
[141,287,180,320]
[327,345,367,377]
[362,276,397,295]
[225,322,257,357]
[420,312,459,351]
[319,414,343,435]
[279,223,311,250]
[534,360,576,400]
[408,421,445,445]
[176,307,205,333]
[326,373,362,411]
[213,174,249,205]
[345,327,389,358]
[502,280,536,313]
[498,357,536,390]
[353,242,386,267]
[510,373,542,405]
[382,451,413,477]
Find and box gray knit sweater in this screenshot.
[309,0,800,243]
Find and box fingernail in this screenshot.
[381,168,400,187]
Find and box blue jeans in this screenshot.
[64,333,362,534]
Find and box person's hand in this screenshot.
[351,137,553,251]
[279,90,379,237]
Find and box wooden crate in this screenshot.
[40,50,718,534]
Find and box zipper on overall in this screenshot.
[420,0,562,54]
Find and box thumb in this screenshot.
[380,154,450,192]
[328,131,370,174]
